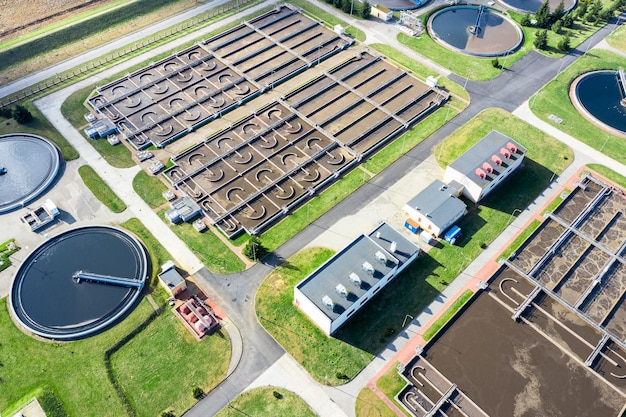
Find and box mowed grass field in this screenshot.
[214,387,316,417]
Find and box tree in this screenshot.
[12,104,32,124]
[491,58,501,69]
[341,0,352,13]
[551,19,563,33]
[551,0,566,22]
[557,34,571,51]
[520,12,532,26]
[534,29,548,49]
[0,106,12,118]
[598,7,613,22]
[360,0,371,18]
[535,0,551,27]
[576,1,588,19]
[562,13,574,27]
[243,236,268,261]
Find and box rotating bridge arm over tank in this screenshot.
[72,270,144,289]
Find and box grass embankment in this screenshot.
[374,363,409,417]
[120,218,173,284]
[132,171,168,209]
[158,209,246,273]
[422,289,473,341]
[257,108,572,385]
[0,295,230,417]
[214,387,316,417]
[529,49,626,164]
[399,0,618,80]
[289,0,366,41]
[606,21,626,51]
[78,165,127,213]
[0,105,78,161]
[587,164,626,188]
[356,387,401,417]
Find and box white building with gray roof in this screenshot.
[294,222,420,336]
[402,180,467,237]
[444,130,526,203]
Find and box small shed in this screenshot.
[158,260,186,296]
[371,4,393,21]
[166,196,202,223]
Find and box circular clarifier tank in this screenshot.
[571,70,626,138]
[10,226,148,340]
[0,133,61,213]
[428,6,524,57]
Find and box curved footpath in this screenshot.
[31,4,626,417]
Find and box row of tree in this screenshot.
[321,0,372,19]
[0,104,33,124]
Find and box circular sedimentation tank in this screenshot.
[0,133,61,213]
[428,6,524,57]
[571,70,626,138]
[10,226,148,340]
[497,0,575,14]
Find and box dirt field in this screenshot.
[0,0,201,86]
[0,0,114,36]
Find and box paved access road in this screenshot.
[25,2,626,416]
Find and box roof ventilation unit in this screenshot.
[506,142,518,153]
[499,147,511,158]
[335,284,349,298]
[491,155,503,166]
[390,241,397,253]
[322,295,334,310]
[475,168,487,179]
[482,162,494,174]
[376,231,381,238]
[349,272,362,287]
[375,251,387,264]
[362,261,375,275]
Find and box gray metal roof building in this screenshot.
[447,131,526,188]
[296,222,420,322]
[404,180,466,233]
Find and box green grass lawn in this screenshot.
[132,171,168,209]
[0,104,78,161]
[375,363,409,417]
[0,238,20,273]
[587,164,626,188]
[606,20,626,51]
[214,387,316,417]
[529,49,626,165]
[355,387,400,417]
[288,0,366,41]
[120,218,173,284]
[78,165,127,213]
[111,307,230,417]
[158,210,246,273]
[422,289,473,341]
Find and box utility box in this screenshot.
[444,225,462,245]
[420,231,435,245]
[404,218,420,234]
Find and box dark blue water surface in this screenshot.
[577,72,626,134]
[11,227,147,339]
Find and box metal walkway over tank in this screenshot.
[73,270,144,289]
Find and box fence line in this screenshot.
[0,0,255,108]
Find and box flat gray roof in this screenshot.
[405,180,466,229]
[448,130,526,188]
[297,223,419,321]
[158,268,184,288]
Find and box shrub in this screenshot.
[273,390,283,399]
[360,0,371,18]
[551,19,563,33]
[562,13,574,27]
[0,106,12,118]
[12,104,32,124]
[520,12,532,26]
[192,387,204,400]
[161,411,176,417]
[491,58,501,69]
[557,34,571,51]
